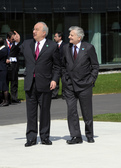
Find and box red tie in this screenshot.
[34,42,40,77]
[35,42,40,60]
[74,45,77,60]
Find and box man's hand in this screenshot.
[50,81,56,90]
[14,31,20,43]
[6,59,10,64]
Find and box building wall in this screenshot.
[0,0,121,70]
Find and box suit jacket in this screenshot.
[62,42,99,92]
[0,46,8,71]
[4,40,20,73]
[20,38,61,92]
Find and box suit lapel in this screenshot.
[65,43,75,69]
[67,43,74,62]
[37,39,49,58]
[60,41,64,50]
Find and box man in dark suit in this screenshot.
[15,22,61,146]
[0,37,9,106]
[54,32,65,64]
[5,31,20,103]
[62,26,99,144]
[52,32,65,99]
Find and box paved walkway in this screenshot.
[0,120,121,168]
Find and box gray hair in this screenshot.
[69,26,85,41]
[38,22,49,37]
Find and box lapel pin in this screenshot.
[46,45,49,47]
[82,48,85,50]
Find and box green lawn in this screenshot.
[80,113,121,122]
[93,113,121,122]
[18,73,121,99]
[18,80,25,100]
[93,73,121,94]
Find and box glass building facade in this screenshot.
[0,0,121,71]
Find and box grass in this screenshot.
[93,73,121,94]
[93,113,121,122]
[79,113,121,122]
[18,73,121,99]
[18,80,25,100]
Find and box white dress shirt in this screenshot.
[35,38,46,52]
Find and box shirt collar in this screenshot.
[73,41,81,49]
[36,38,46,45]
[58,40,63,46]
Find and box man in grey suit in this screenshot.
[62,26,99,144]
[15,22,61,146]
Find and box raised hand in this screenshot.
[14,31,20,43]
